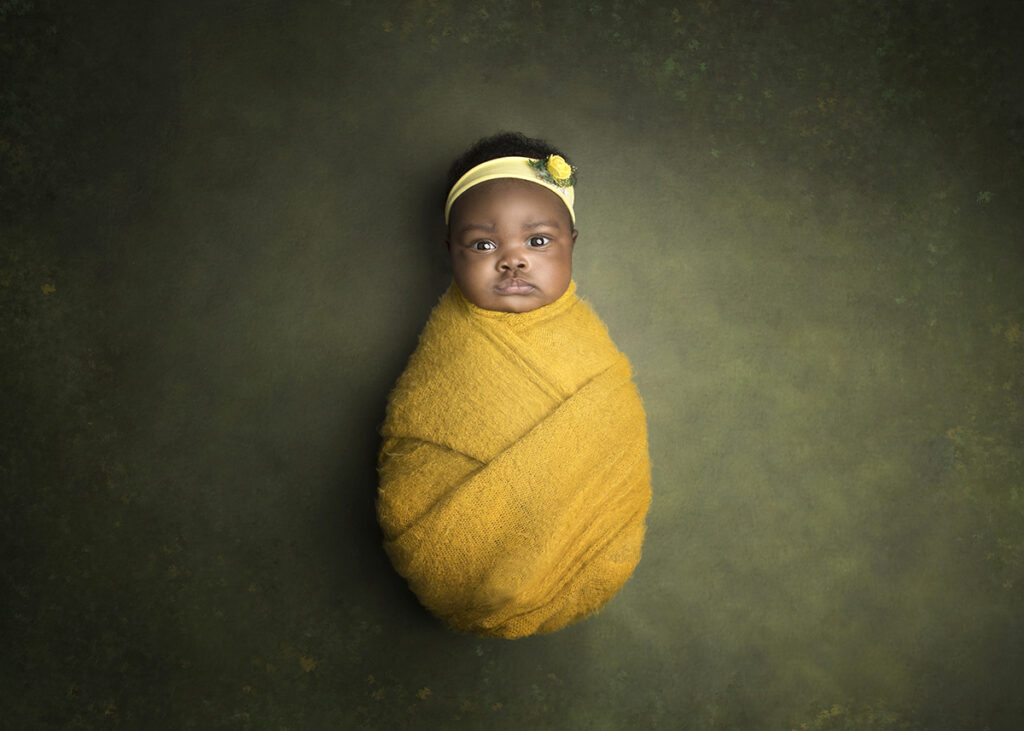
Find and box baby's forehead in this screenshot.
[453,178,572,225]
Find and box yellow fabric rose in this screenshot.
[545,155,573,183]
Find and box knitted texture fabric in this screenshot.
[377,280,651,638]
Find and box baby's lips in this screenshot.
[494,278,535,295]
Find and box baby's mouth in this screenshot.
[494,277,535,295]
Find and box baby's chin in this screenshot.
[492,301,544,313]
[472,296,544,313]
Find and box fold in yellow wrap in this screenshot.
[377,280,651,638]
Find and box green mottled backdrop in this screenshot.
[3,1,1022,728]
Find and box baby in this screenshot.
[377,132,651,638]
[443,135,578,314]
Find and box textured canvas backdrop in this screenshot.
[3,1,1023,728]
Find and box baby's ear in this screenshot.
[571,229,579,246]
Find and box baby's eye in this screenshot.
[473,240,496,251]
[527,235,550,247]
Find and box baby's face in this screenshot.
[447,178,577,313]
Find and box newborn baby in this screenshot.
[377,132,651,638]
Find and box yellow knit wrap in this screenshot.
[377,280,651,638]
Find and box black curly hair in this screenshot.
[445,131,574,196]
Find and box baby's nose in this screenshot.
[499,253,528,270]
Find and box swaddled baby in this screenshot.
[377,132,651,638]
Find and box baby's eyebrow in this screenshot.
[522,220,562,230]
[457,222,495,235]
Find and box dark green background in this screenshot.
[3,1,1022,728]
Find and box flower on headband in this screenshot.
[529,154,576,188]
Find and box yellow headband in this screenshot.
[444,155,576,226]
